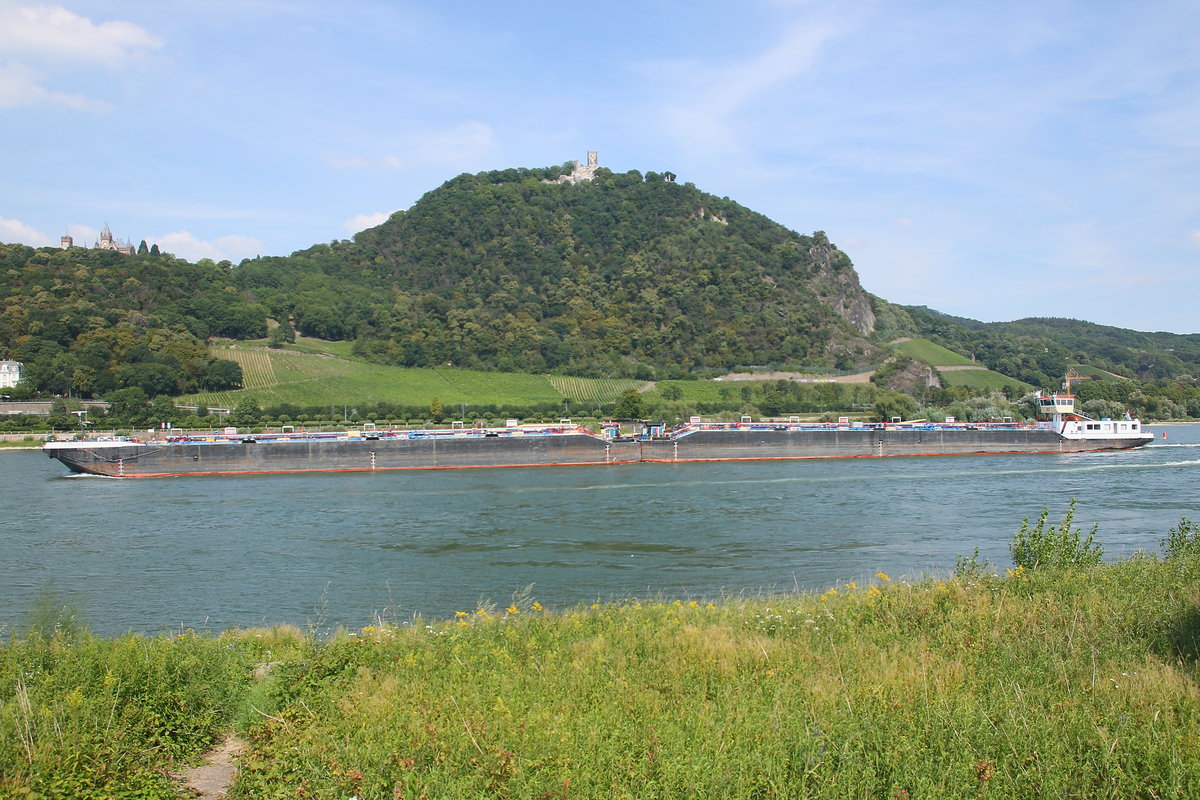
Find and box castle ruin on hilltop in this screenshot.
[545,151,600,185]
[60,223,136,255]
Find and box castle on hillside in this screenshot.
[545,151,600,185]
[60,223,136,255]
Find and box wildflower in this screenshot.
[506,604,520,615]
[876,572,891,582]
[846,581,858,590]
[531,601,543,612]
[824,588,838,596]
[867,585,882,597]
[591,603,600,610]
[688,600,698,608]
[705,602,715,610]
[361,625,376,633]
[455,611,468,618]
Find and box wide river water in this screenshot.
[2,424,1198,636]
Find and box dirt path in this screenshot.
[182,735,246,798]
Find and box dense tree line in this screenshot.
[0,244,248,398]
[873,300,1200,388]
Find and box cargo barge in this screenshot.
[43,392,1153,478]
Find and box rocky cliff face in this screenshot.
[806,234,876,337]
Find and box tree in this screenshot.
[149,395,180,424]
[149,243,160,256]
[105,387,150,424]
[660,384,683,402]
[137,239,149,255]
[613,388,648,420]
[872,391,917,422]
[202,360,243,390]
[430,396,444,422]
[759,389,786,416]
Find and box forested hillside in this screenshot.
[2,161,1198,421]
[232,165,881,377]
[873,301,1200,387]
[0,244,254,398]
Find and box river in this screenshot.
[2,424,1197,636]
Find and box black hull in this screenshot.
[45,427,1152,478]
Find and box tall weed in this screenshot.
[1010,498,1103,569]
[1161,516,1200,559]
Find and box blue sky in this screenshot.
[1,0,1197,334]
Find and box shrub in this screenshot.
[1161,516,1200,559]
[1010,499,1103,569]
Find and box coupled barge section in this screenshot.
[43,414,1154,478]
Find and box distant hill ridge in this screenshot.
[233,162,883,378]
[3,158,1200,403]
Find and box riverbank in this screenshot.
[4,534,1200,799]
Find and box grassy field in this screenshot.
[893,338,977,366]
[180,339,640,409]
[940,369,1036,392]
[1069,364,1126,382]
[6,515,1200,799]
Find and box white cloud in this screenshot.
[0,4,161,111]
[651,21,838,153]
[0,216,53,246]
[1190,230,1200,248]
[342,211,396,234]
[151,231,264,262]
[0,4,163,66]
[329,121,495,172]
[0,61,113,111]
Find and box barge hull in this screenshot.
[641,427,1146,462]
[45,426,1150,478]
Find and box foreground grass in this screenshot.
[4,554,1200,798]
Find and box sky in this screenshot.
[1,0,1197,334]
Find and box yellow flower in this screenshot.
[531,601,543,612]
[867,585,882,597]
[506,604,520,615]
[455,610,468,618]
[591,603,599,610]
[705,602,715,610]
[687,600,698,608]
[825,587,838,596]
[361,625,376,633]
[846,581,858,590]
[876,572,891,582]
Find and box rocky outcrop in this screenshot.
[806,233,876,337]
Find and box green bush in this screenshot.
[1161,516,1200,559]
[1010,499,1103,569]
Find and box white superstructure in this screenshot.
[0,361,22,389]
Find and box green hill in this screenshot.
[1,162,1197,418]
[892,338,976,366]
[232,166,882,378]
